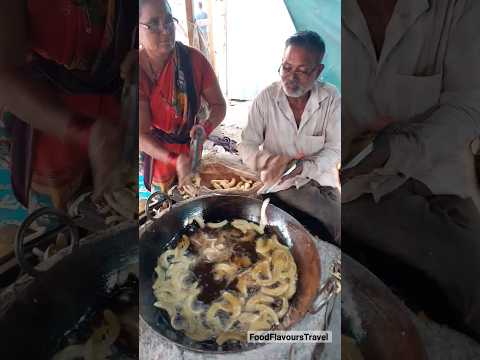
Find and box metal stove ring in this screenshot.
[145,191,172,222]
[14,207,80,277]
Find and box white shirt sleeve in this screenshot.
[302,95,341,180]
[238,95,273,171]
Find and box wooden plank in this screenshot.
[139,199,146,216]
[185,0,194,46]
[206,0,216,70]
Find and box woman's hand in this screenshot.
[176,153,193,187]
[88,119,125,200]
[190,124,207,143]
[120,50,139,84]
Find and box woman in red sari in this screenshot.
[139,0,226,192]
[0,0,137,210]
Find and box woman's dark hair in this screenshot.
[285,31,326,63]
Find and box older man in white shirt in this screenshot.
[239,31,341,244]
[342,0,480,341]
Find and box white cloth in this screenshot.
[342,0,480,209]
[238,81,341,193]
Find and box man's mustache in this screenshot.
[284,81,300,87]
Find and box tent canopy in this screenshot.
[225,0,340,100]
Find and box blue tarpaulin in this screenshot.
[283,0,341,90]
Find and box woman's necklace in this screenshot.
[145,50,174,82]
[147,58,160,82]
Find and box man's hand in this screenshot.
[340,133,390,184]
[260,155,292,186]
[278,161,304,185]
[176,153,193,187]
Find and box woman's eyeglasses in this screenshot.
[140,17,178,34]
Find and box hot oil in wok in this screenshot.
[51,272,139,359]
[193,261,226,303]
[190,225,261,305]
[152,219,298,345]
[191,240,259,304]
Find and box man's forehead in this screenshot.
[283,45,318,66]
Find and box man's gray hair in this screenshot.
[285,31,326,63]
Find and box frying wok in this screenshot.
[0,222,138,360]
[140,195,322,353]
[342,253,427,360]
